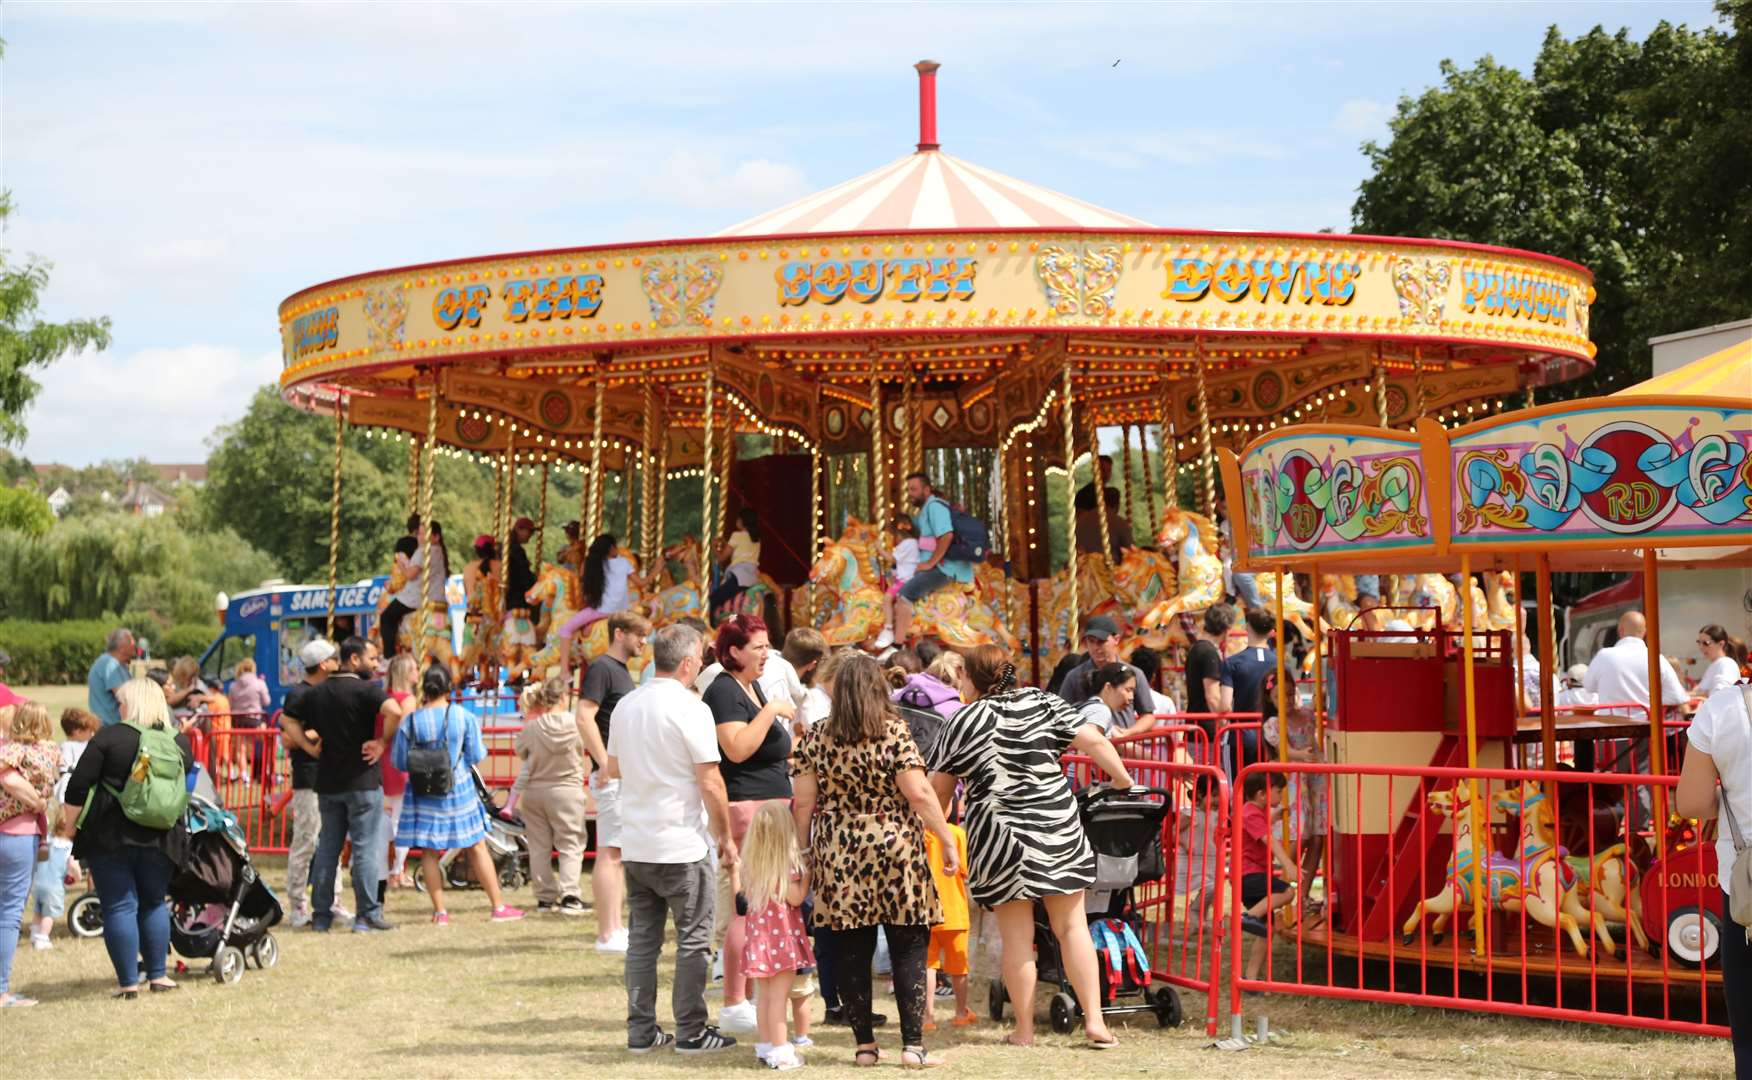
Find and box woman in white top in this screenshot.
[1695,624,1747,700]
[1676,678,1750,1072]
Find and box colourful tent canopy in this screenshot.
[1615,333,1751,398]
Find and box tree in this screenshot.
[203,386,593,582]
[0,486,53,536]
[0,193,113,444]
[1352,5,1748,397]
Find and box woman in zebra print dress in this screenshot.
[925,645,1134,1049]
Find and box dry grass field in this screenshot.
[3,855,1736,1079]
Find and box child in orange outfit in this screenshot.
[923,822,976,1030]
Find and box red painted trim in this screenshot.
[279,227,1595,310]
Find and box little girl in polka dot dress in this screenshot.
[737,800,816,1071]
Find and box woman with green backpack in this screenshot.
[61,677,195,999]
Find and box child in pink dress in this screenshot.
[737,800,815,1071]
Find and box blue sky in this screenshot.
[2,0,1723,466]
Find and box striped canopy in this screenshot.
[714,149,1154,237]
[1615,334,1751,398]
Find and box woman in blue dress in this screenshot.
[392,665,524,924]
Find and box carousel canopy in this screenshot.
[278,59,1599,542]
[715,148,1154,236]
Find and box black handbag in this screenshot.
[406,705,455,797]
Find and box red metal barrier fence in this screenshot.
[1063,751,1232,1036]
[1227,760,1729,1039]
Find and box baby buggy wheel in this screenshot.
[1150,985,1183,1027]
[249,933,279,970]
[1048,991,1079,1034]
[213,945,246,985]
[987,978,1007,1021]
[68,892,105,939]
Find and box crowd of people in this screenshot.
[0,475,1746,1072]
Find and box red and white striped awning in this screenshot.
[714,149,1155,237]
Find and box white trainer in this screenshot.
[718,1000,758,1035]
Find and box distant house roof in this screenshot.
[152,463,208,485]
[121,481,173,510]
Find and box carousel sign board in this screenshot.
[1231,427,1435,564]
[1445,398,1752,552]
[279,231,1595,389]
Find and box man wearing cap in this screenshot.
[1056,615,1156,731]
[278,639,338,928]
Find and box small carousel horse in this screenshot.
[1402,785,1504,947]
[523,562,585,677]
[1494,780,1618,957]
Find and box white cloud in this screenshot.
[19,344,279,466]
[1334,99,1393,138]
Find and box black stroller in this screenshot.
[988,785,1182,1031]
[170,793,283,984]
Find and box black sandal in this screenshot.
[853,1047,881,1068]
[112,988,139,1000]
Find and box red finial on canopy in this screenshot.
[914,60,941,152]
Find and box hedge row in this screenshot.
[0,619,219,685]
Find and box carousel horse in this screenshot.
[458,558,503,687]
[523,561,653,679]
[1250,570,1316,641]
[650,536,706,625]
[1401,785,1505,947]
[1141,508,1224,630]
[1494,780,1615,957]
[1482,570,1518,632]
[1401,573,1460,629]
[807,526,887,647]
[810,519,1017,652]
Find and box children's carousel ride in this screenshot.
[275,62,1597,684]
[1217,334,1749,1018]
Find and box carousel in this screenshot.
[275,61,1599,683]
[1215,333,1748,1029]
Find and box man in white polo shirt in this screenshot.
[607,622,737,1056]
[1584,610,1688,822]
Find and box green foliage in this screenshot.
[0,193,113,445]
[1351,6,1750,396]
[0,510,278,624]
[0,486,53,536]
[0,618,219,684]
[203,386,685,584]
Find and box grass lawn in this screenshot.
[12,684,91,717]
[4,856,1735,1079]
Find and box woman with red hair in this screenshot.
[702,615,797,1037]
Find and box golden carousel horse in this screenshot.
[1252,570,1316,642]
[458,558,503,686]
[649,536,706,624]
[810,519,1017,652]
[1482,570,1518,632]
[1141,507,1224,630]
[806,523,887,647]
[523,561,651,679]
